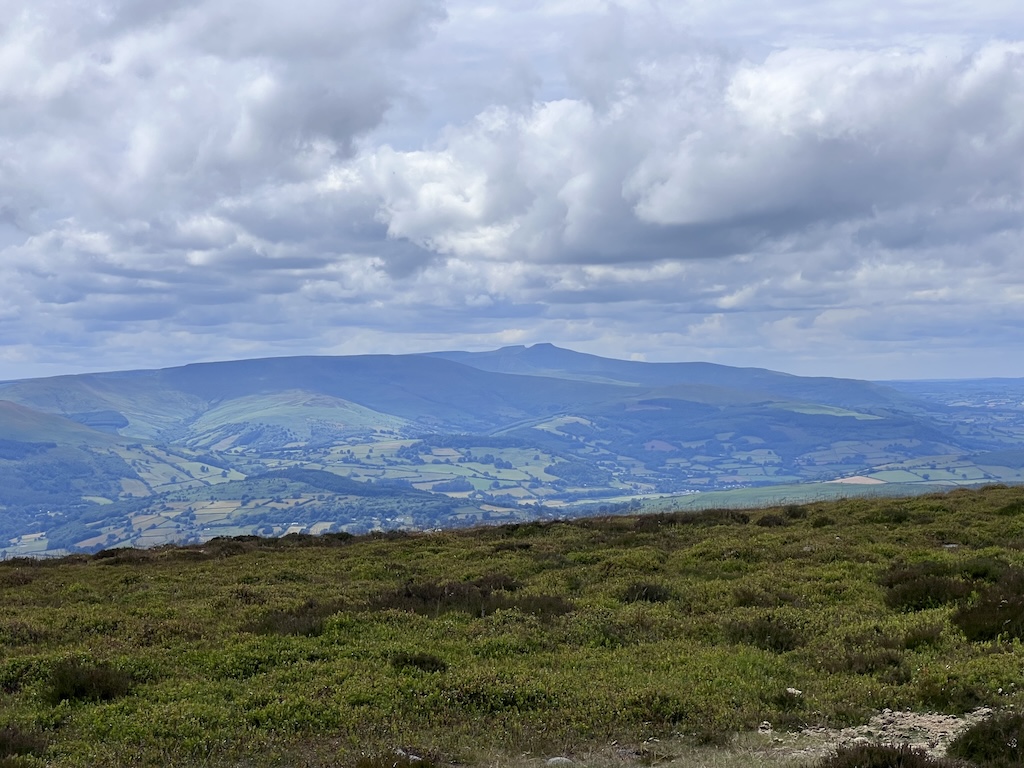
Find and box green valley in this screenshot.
[1,345,1023,555]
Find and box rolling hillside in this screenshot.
[429,343,916,410]
[1,345,1022,555]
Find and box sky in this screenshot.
[1,0,1023,381]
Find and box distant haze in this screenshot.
[1,2,1023,380]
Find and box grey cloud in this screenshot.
[352,37,1024,320]
[0,0,441,226]
[187,1,444,60]
[1,0,1023,380]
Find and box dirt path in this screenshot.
[456,709,995,767]
[763,707,992,762]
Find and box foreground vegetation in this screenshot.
[3,485,1024,766]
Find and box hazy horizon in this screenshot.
[2,341,1022,385]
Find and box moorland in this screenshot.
[2,485,1024,767]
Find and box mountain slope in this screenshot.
[0,355,632,442]
[4,345,1018,558]
[430,343,913,410]
[0,400,120,445]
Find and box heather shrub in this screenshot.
[903,622,945,650]
[784,504,808,519]
[951,568,1024,642]
[881,563,971,611]
[368,575,570,620]
[390,652,447,673]
[632,508,749,531]
[620,581,675,603]
[953,597,1024,642]
[960,556,1009,582]
[816,743,959,768]
[824,647,909,683]
[354,752,442,768]
[0,724,46,758]
[917,674,994,714]
[46,660,132,704]
[995,500,1024,516]
[947,709,1024,767]
[245,600,344,636]
[733,585,800,608]
[0,621,48,646]
[726,613,805,652]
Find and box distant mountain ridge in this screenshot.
[0,344,914,445]
[428,343,913,410]
[3,343,1022,557]
[0,352,630,442]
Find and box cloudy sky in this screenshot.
[2,0,1023,381]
